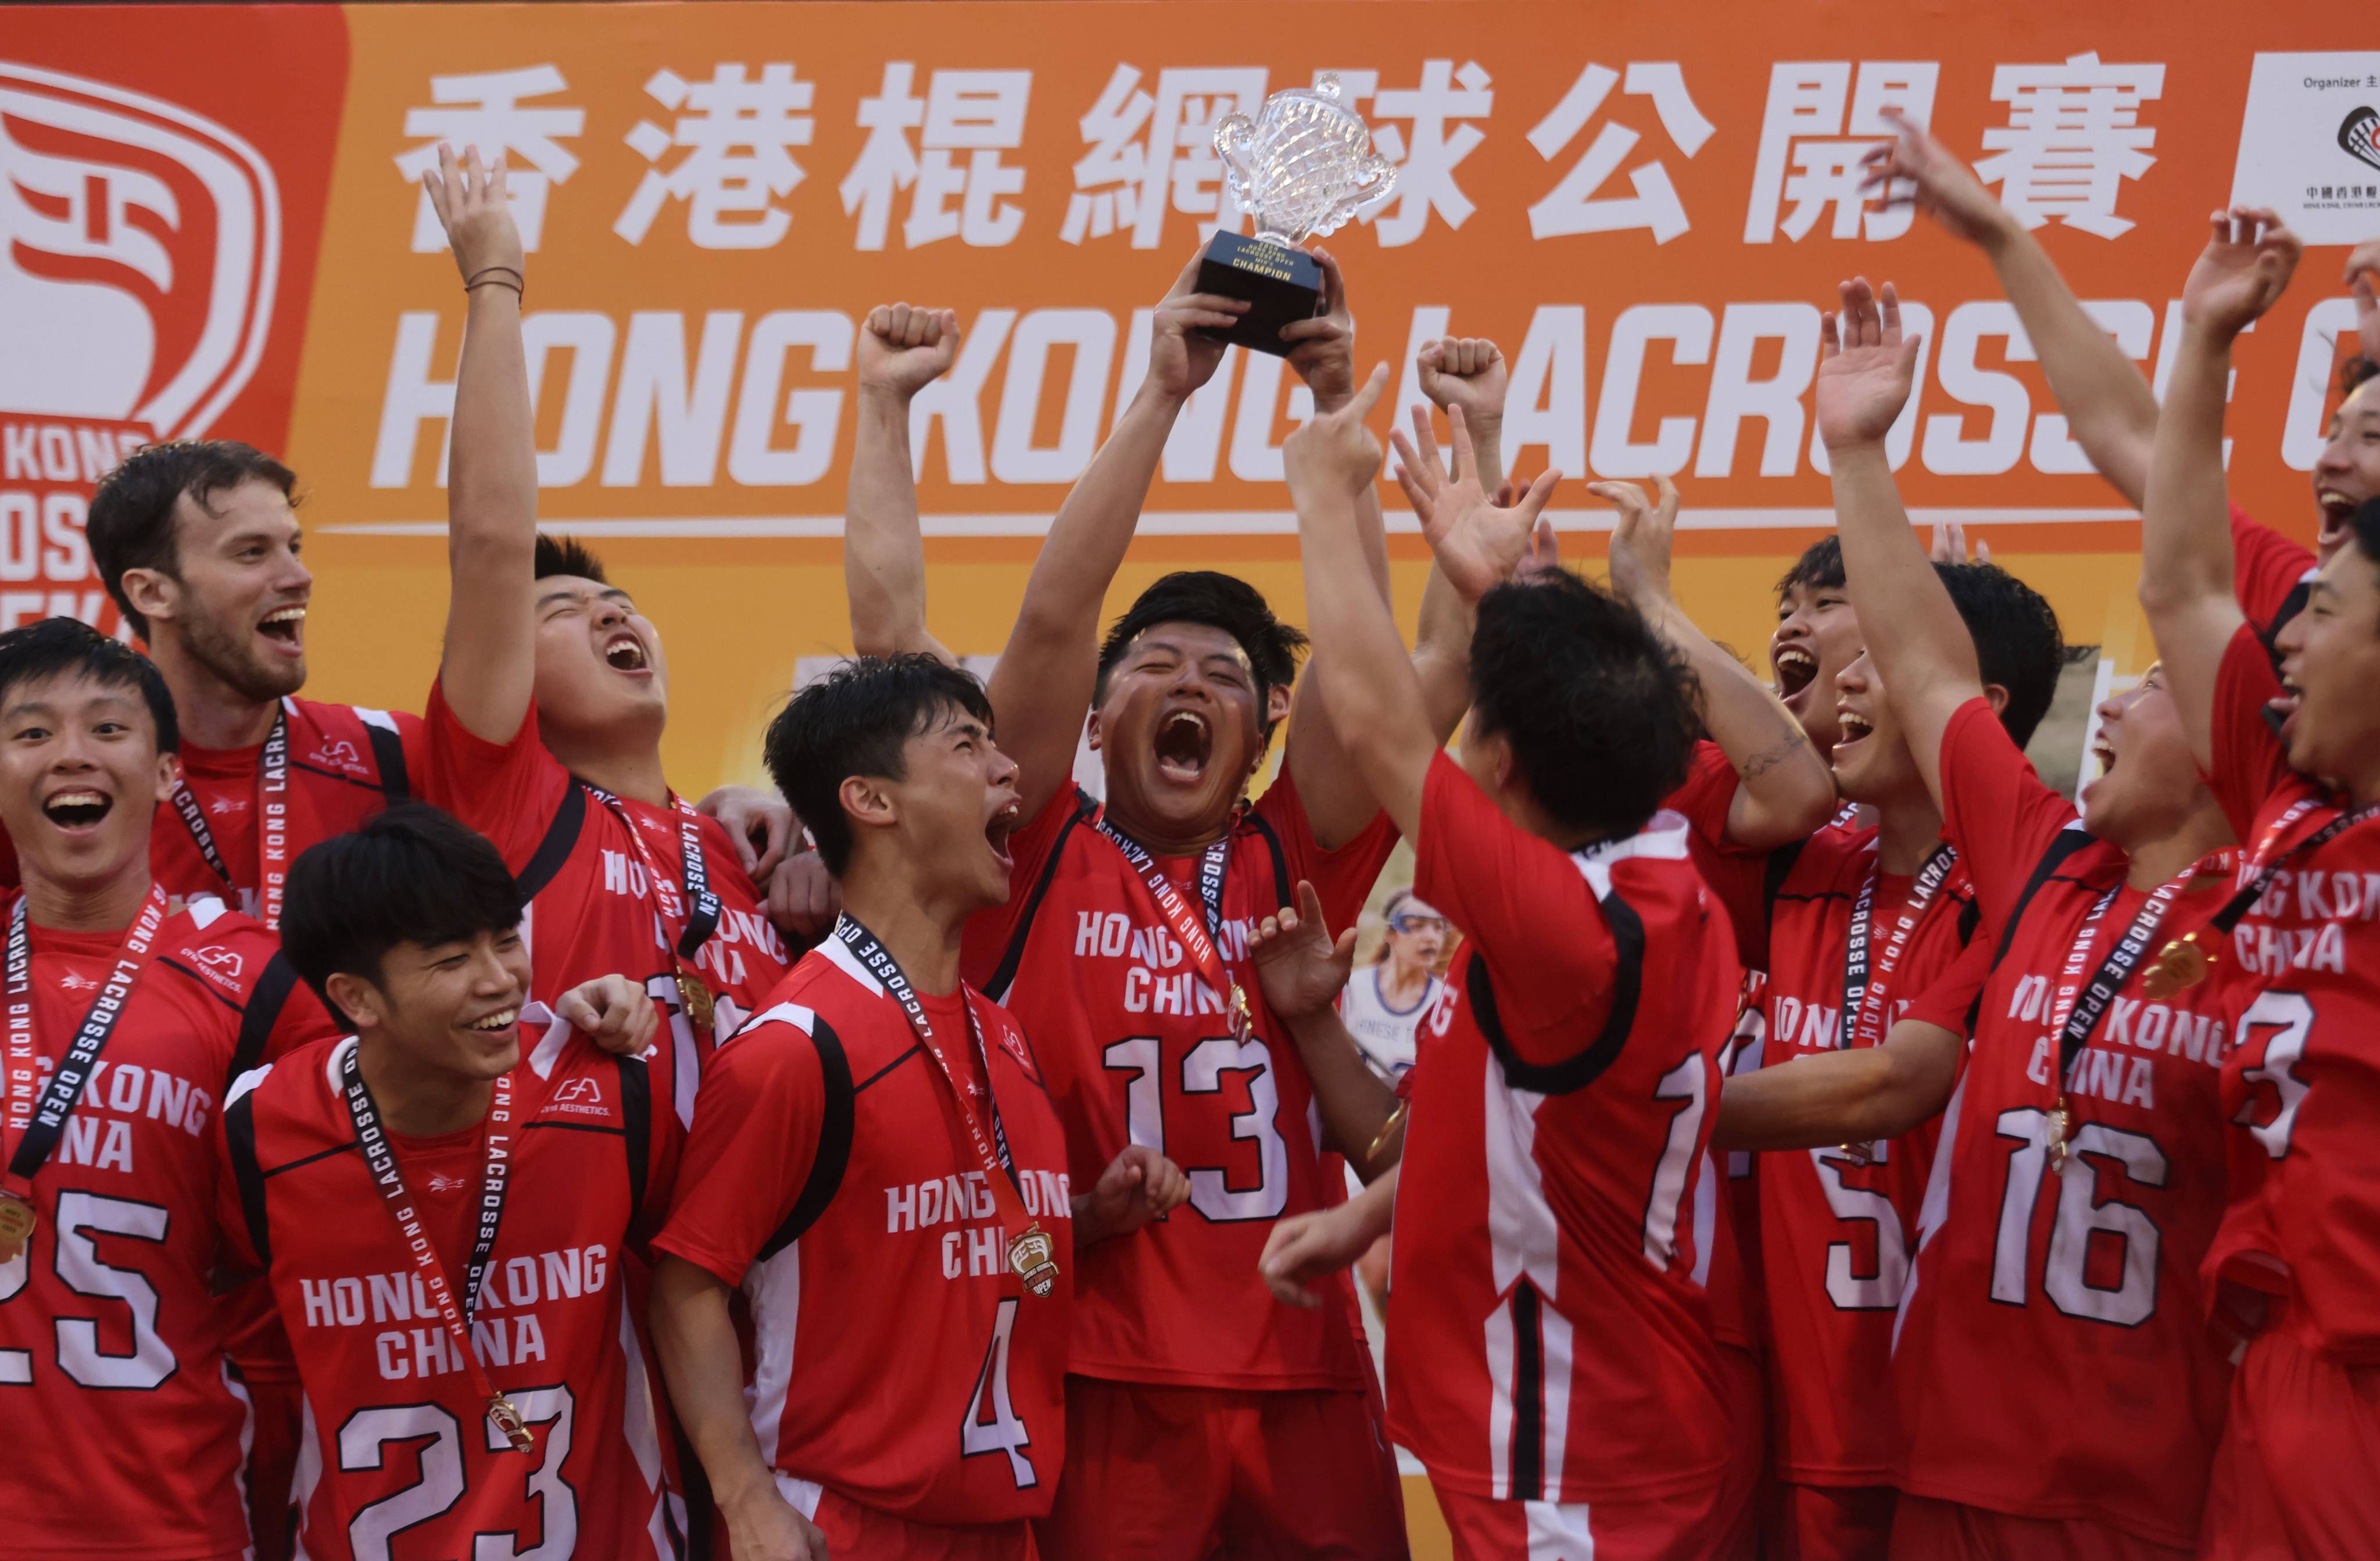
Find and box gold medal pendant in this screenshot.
[2141,934,2212,1001]
[488,1393,536,1453]
[675,969,716,1030]
[0,1194,33,1263]
[1227,981,1253,1040]
[1008,1223,1060,1297]
[1838,1140,1876,1166]
[2046,1101,2072,1177]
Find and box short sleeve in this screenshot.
[1669,743,1771,971]
[1898,935,1992,1036]
[421,679,575,873]
[960,783,1083,989]
[2229,504,2316,635]
[639,1057,686,1241]
[651,1021,826,1288]
[1668,740,1742,849]
[1936,698,2078,942]
[1413,751,1615,1057]
[2209,622,2297,840]
[1251,762,1398,935]
[212,1116,263,1274]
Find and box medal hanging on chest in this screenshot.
[1835,844,1957,1166]
[169,708,291,929]
[589,788,723,1034]
[1091,811,1252,1041]
[339,1046,536,1451]
[0,887,169,1263]
[2042,870,2191,1175]
[833,916,1058,1295]
[2143,801,2379,1001]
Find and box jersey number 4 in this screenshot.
[1104,1036,1289,1222]
[961,1296,1037,1488]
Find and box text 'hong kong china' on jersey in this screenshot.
[1705,819,1981,1484]
[1894,700,2235,1549]
[960,767,1396,1392]
[654,945,1075,1527]
[0,897,338,1560]
[1390,753,1741,1506]
[216,1022,682,1561]
[2203,624,2380,1362]
[423,681,788,1112]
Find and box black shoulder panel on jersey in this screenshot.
[224,1090,273,1269]
[515,782,590,901]
[757,1016,854,1262]
[1242,808,1293,910]
[1762,837,1809,923]
[1985,827,2099,975]
[615,1052,653,1233]
[1476,885,1648,1096]
[230,951,303,1083]
[981,789,1094,1004]
[1957,897,1983,948]
[364,718,411,805]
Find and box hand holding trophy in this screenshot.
[1200,74,1398,357]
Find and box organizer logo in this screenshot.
[0,60,281,439]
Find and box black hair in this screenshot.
[1774,535,1845,600]
[2349,496,2380,575]
[534,534,609,584]
[2342,356,2377,398]
[763,655,997,877]
[1933,560,2064,748]
[280,803,525,1004]
[0,616,178,754]
[86,441,298,639]
[1468,571,1698,841]
[1094,571,1307,744]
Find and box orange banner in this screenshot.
[1,3,2369,791]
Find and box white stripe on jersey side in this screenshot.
[1482,1052,1569,1501]
[744,1240,801,1467]
[818,933,885,997]
[616,1302,674,1559]
[1894,1070,1968,1355]
[1526,1498,1597,1559]
[291,1392,323,1561]
[773,1470,826,1520]
[226,1357,256,1544]
[1569,810,1692,900]
[228,1062,274,1106]
[1689,1148,1719,1289]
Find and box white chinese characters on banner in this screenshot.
[1333,61,1494,248]
[1743,62,1939,243]
[840,63,1030,249]
[1973,51,2164,239]
[616,62,817,248]
[1526,62,1715,244]
[395,66,585,252]
[1060,64,1266,248]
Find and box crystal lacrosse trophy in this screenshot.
[1199,74,1397,357]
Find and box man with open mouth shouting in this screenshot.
[0,616,348,1561]
[413,149,790,1130]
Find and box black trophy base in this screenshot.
[1194,231,1323,358]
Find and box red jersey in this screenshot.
[2203,624,2380,1361]
[655,943,1074,1526]
[1726,821,1982,1484]
[0,895,337,1559]
[217,1019,681,1561]
[1387,753,1740,1504]
[1894,700,2235,1548]
[423,681,788,1123]
[2230,503,2317,645]
[958,767,1395,1391]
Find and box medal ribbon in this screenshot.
[2050,870,2192,1089]
[168,708,291,929]
[2208,796,2380,938]
[1,885,169,1198]
[1090,811,1248,1037]
[832,915,1056,1295]
[338,1044,534,1451]
[1841,843,1957,1050]
[584,786,722,961]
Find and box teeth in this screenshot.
[263,606,306,624]
[1837,712,1873,740]
[469,1009,517,1032]
[1776,648,1814,671]
[49,790,104,807]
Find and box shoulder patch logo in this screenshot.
[543,1072,610,1119]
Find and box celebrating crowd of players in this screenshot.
[3,111,2379,1561]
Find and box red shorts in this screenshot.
[2202,1326,2380,1560]
[1889,1494,2190,1561]
[1711,1344,1766,1561]
[779,1474,1033,1561]
[1771,1482,1895,1561]
[242,1373,302,1561]
[1434,1481,1719,1561]
[1033,1377,1404,1560]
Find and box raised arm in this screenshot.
[425,147,538,745]
[1598,475,1833,848]
[847,304,960,662]
[982,256,1247,822]
[1712,1018,1962,1151]
[1817,277,1976,812]
[1864,110,2160,507]
[2139,208,2301,768]
[1408,341,1509,741]
[1248,880,1401,1180]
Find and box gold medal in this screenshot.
[2046,1101,2071,1177]
[675,969,716,1030]
[0,1193,33,1263]
[1008,1223,1060,1297]
[487,1393,536,1453]
[1227,981,1253,1040]
[2141,933,2213,1001]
